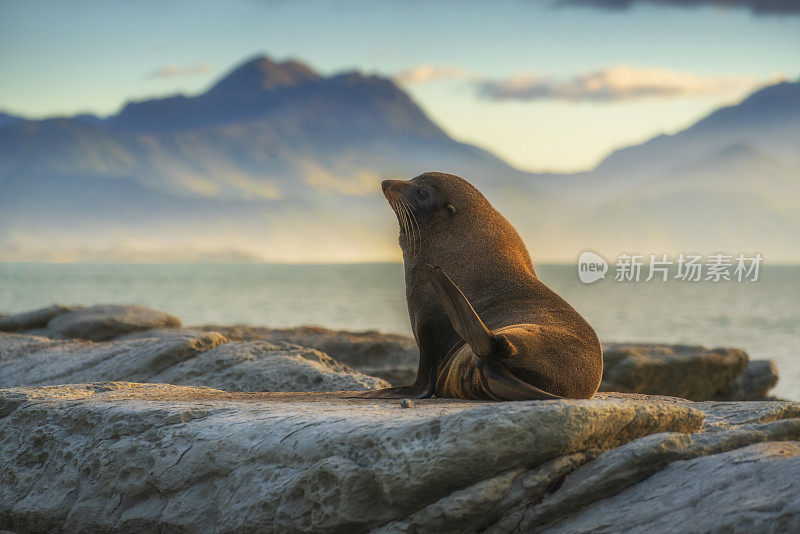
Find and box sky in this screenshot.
[0,0,798,172]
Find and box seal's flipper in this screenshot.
[481,358,563,400]
[427,264,493,357]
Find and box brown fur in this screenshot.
[356,172,602,400]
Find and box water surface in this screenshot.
[1,263,797,400]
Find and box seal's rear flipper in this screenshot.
[426,264,493,357]
[481,358,563,400]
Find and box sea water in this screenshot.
[1,262,798,400]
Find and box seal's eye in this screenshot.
[416,189,429,201]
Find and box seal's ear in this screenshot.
[446,204,457,214]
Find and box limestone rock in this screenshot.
[44,304,182,340]
[1,305,780,399]
[711,359,780,400]
[493,416,800,532]
[693,399,800,430]
[149,337,389,392]
[0,304,81,332]
[0,330,225,387]
[0,384,705,533]
[0,330,387,393]
[198,324,419,385]
[540,441,800,534]
[600,343,750,400]
[202,328,777,400]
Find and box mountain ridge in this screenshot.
[0,56,798,262]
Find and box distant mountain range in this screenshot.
[0,55,798,262]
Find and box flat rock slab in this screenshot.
[0,383,704,533]
[0,331,387,393]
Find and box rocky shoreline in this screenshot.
[0,304,797,532]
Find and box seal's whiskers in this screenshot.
[400,197,420,255]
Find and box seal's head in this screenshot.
[381,172,493,251]
[381,171,533,272]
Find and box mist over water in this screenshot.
[1,262,797,400]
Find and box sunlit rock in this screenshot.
[0,383,706,532]
[600,343,751,400]
[0,330,386,393]
[198,324,419,386]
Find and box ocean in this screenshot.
[1,262,798,401]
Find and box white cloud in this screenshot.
[477,66,766,102]
[394,65,467,85]
[148,63,213,79]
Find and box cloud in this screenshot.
[477,66,764,103]
[148,63,213,79]
[553,0,800,16]
[394,65,467,84]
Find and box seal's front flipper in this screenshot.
[426,264,493,357]
[348,385,433,399]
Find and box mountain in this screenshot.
[0,55,527,261]
[0,56,520,202]
[592,81,800,186]
[500,80,800,262]
[0,56,798,262]
[0,112,24,129]
[205,56,320,97]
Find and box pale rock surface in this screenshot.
[0,330,386,392]
[199,327,779,400]
[45,304,182,340]
[198,324,419,385]
[148,337,390,392]
[0,304,82,332]
[0,383,705,533]
[485,394,800,533]
[0,305,781,399]
[540,441,800,534]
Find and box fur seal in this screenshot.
[358,171,602,400]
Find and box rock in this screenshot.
[1,305,780,399]
[483,394,800,533]
[200,329,778,400]
[198,324,419,385]
[538,441,800,534]
[0,330,387,393]
[0,332,68,357]
[711,359,780,400]
[148,338,389,392]
[0,305,81,332]
[694,399,800,429]
[0,304,182,341]
[0,384,706,533]
[43,304,182,340]
[492,416,800,532]
[0,331,225,387]
[600,343,750,400]
[377,452,597,534]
